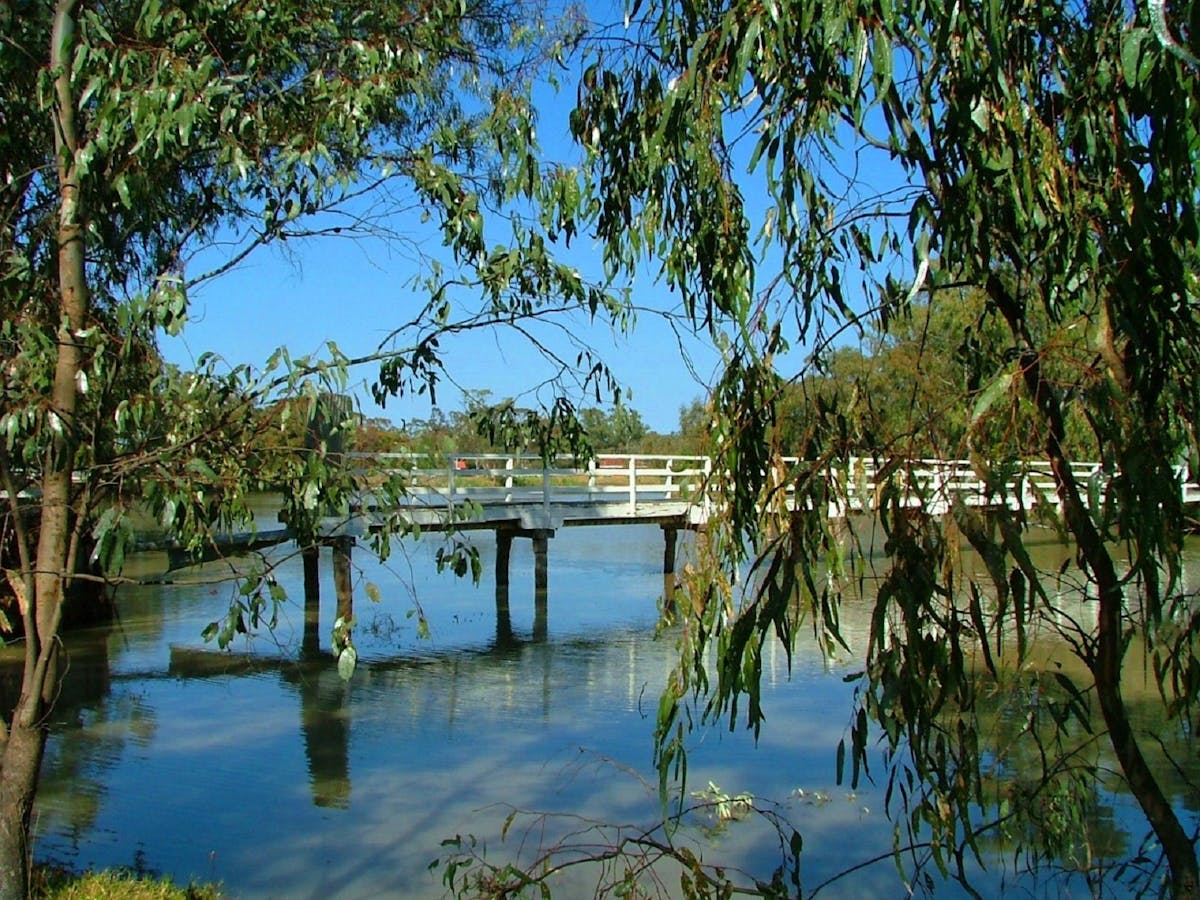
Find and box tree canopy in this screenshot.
[771,290,1101,460]
[6,0,1200,895]
[0,0,624,895]
[567,0,1200,895]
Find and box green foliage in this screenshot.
[577,0,1200,893]
[675,399,710,454]
[775,292,1100,460]
[0,0,636,889]
[332,615,357,680]
[353,392,677,458]
[471,396,594,462]
[200,568,286,650]
[579,403,650,451]
[349,416,410,456]
[2,0,594,575]
[435,540,484,582]
[0,0,630,634]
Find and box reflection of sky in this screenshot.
[28,528,1200,898]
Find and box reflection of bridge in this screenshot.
[162,623,682,812]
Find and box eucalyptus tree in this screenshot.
[0,1,613,895]
[570,0,1200,895]
[772,292,1100,460]
[580,403,650,450]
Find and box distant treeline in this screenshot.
[254,290,1109,465]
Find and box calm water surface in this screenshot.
[19,523,1200,897]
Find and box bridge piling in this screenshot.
[495,530,514,595]
[302,545,321,657]
[532,531,550,599]
[495,530,513,644]
[662,525,678,604]
[533,530,550,641]
[492,527,554,641]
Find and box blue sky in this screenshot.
[167,224,721,434]
[161,20,724,436]
[159,3,901,437]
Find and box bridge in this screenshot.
[329,451,1200,533]
[139,452,1200,648]
[307,452,715,638]
[341,452,714,532]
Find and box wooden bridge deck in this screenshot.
[323,453,712,536]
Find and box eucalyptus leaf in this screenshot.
[337,645,357,681]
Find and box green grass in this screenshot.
[32,866,222,900]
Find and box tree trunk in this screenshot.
[989,276,1200,898]
[1065,449,1200,897]
[1056,432,1199,899]
[1031,364,1198,897]
[0,709,45,900]
[0,3,88,896]
[1093,609,1200,898]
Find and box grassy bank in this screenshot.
[32,867,222,900]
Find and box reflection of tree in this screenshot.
[937,664,1200,895]
[969,677,1130,877]
[834,588,1200,897]
[17,627,157,845]
[680,531,1200,895]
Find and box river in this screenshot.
[15,521,1200,897]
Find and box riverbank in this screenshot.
[33,866,221,899]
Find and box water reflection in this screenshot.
[23,629,158,854]
[290,664,352,810]
[25,527,700,897]
[18,524,1200,897]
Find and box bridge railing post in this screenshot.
[827,462,842,519]
[627,456,637,515]
[703,456,713,516]
[505,455,514,502]
[934,462,950,515]
[543,457,552,514]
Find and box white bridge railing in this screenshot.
[807,458,1200,516]
[344,452,1200,525]
[349,453,713,521]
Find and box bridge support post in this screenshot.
[302,545,321,657]
[661,525,678,607]
[493,527,553,641]
[495,531,514,645]
[533,530,550,642]
[533,531,549,596]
